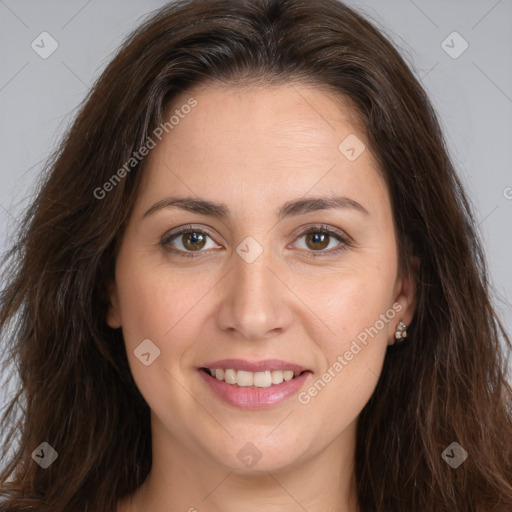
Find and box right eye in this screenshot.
[161,226,223,257]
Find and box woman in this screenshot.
[1,0,511,510]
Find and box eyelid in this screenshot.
[162,224,219,241]
[292,223,351,244]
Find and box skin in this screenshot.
[110,83,416,512]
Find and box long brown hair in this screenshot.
[1,0,511,510]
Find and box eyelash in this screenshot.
[161,224,351,259]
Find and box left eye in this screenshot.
[294,230,345,252]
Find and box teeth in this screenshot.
[271,370,284,385]
[224,368,237,384]
[236,370,253,387]
[206,368,303,388]
[253,370,272,388]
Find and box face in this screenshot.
[107,83,416,476]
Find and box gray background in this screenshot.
[0,0,511,371]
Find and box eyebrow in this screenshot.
[142,195,369,220]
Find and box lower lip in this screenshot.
[199,369,311,410]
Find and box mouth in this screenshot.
[199,367,309,388]
[198,359,312,409]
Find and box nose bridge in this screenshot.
[215,239,292,340]
[235,247,275,308]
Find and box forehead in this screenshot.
[168,82,365,152]
[138,83,389,220]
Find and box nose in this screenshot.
[215,245,294,341]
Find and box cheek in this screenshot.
[113,252,214,417]
[113,252,227,411]
[292,249,397,420]
[115,251,214,347]
[292,250,398,348]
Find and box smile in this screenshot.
[202,368,305,388]
[198,359,312,409]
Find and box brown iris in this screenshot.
[182,232,207,251]
[305,232,329,251]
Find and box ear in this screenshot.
[389,255,419,345]
[106,281,122,329]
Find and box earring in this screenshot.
[394,321,408,341]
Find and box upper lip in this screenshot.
[200,359,309,373]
